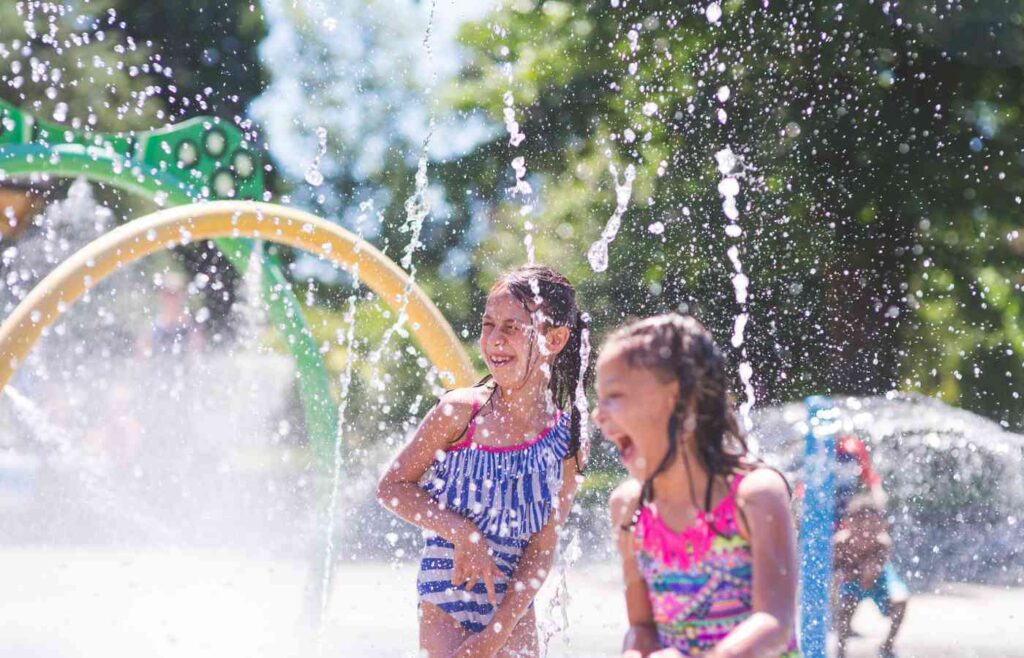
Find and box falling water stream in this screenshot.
[316,0,440,643]
[586,163,637,274]
[317,291,359,648]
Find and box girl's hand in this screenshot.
[451,529,501,604]
[451,631,503,658]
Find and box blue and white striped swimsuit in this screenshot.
[417,405,571,633]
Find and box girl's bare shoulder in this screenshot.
[425,386,490,431]
[736,467,791,510]
[437,385,485,409]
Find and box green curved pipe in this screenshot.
[0,144,338,466]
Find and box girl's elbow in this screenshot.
[776,596,798,635]
[756,612,794,655]
[718,612,792,658]
[375,476,397,509]
[770,620,793,652]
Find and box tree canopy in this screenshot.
[439,0,1024,429]
[2,0,1022,431]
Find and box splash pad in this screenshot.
[0,100,474,462]
[0,200,475,394]
[0,98,346,458]
[2,2,1023,654]
[0,101,479,653]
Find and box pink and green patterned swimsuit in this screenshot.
[632,473,801,656]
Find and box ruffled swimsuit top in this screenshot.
[632,473,801,656]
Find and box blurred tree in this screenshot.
[249,0,493,351]
[108,0,272,332]
[7,0,1020,433]
[110,0,268,123]
[442,0,1024,429]
[0,0,165,132]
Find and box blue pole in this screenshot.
[799,395,838,658]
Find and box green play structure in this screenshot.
[0,99,337,465]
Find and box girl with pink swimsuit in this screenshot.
[594,313,801,657]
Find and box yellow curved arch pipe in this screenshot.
[0,200,476,391]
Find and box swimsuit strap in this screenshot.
[729,471,745,498]
[449,397,487,450]
[465,400,481,442]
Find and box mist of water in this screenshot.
[753,394,1024,587]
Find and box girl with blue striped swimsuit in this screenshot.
[378,265,590,658]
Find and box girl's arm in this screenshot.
[376,388,501,600]
[705,468,799,658]
[452,454,583,658]
[610,479,661,658]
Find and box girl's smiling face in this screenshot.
[480,289,567,390]
[593,345,680,480]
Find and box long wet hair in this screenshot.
[476,264,592,467]
[603,313,751,515]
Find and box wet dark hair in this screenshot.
[604,313,751,516]
[479,264,592,466]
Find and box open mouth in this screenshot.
[488,354,515,368]
[610,434,636,463]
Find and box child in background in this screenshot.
[834,434,888,525]
[833,495,908,658]
[596,313,800,658]
[377,264,590,658]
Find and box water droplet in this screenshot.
[718,177,740,198]
[304,126,328,186]
[705,2,722,23]
[715,148,738,174]
[52,102,69,123]
[587,241,609,272]
[305,168,324,187]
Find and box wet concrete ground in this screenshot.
[1,549,1021,657]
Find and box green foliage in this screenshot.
[444,0,1024,429]
[0,0,164,132]
[3,0,1022,440]
[282,284,454,439]
[110,0,268,122]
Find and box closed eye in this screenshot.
[502,321,528,335]
[598,391,623,404]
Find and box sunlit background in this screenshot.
[1,1,1022,656]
